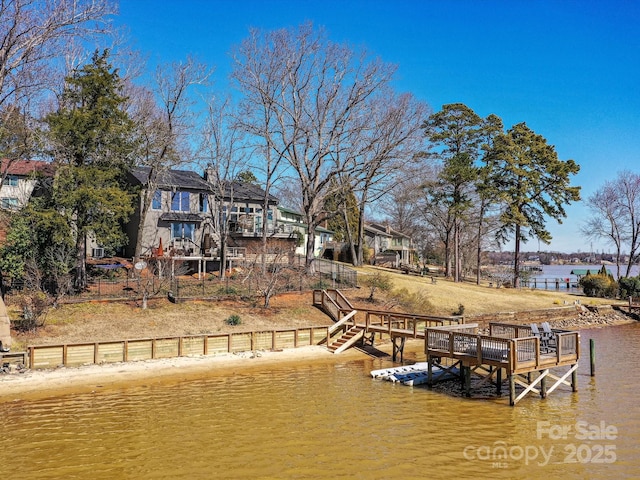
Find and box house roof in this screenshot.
[130,167,278,205]
[368,222,411,239]
[570,268,612,277]
[364,224,392,238]
[224,181,278,205]
[1,159,55,176]
[130,166,210,190]
[159,212,205,222]
[278,206,303,216]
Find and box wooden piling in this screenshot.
[590,339,595,376]
[509,375,515,406]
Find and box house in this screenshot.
[276,206,333,257]
[124,167,213,259]
[121,167,311,266]
[365,223,414,266]
[0,159,54,210]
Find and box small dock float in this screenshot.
[371,362,458,386]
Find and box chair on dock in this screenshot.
[530,323,550,353]
[541,322,557,351]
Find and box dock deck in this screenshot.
[425,322,580,405]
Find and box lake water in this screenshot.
[1,323,639,479]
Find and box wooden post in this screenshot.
[497,368,502,395]
[509,374,516,406]
[590,339,595,376]
[464,365,471,397]
[572,364,578,392]
[540,371,547,398]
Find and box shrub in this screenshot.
[618,276,640,299]
[360,272,393,302]
[11,290,52,332]
[224,314,241,326]
[453,303,465,316]
[387,287,432,313]
[311,279,330,290]
[579,272,617,298]
[217,285,238,296]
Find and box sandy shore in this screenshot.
[0,344,377,402]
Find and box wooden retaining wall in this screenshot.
[27,326,330,370]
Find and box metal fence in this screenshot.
[3,257,358,303]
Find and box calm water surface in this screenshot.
[1,324,639,479]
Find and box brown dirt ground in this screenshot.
[9,291,335,349]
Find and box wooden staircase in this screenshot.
[313,289,361,354]
[327,325,365,354]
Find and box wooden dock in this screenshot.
[313,289,462,358]
[425,322,580,405]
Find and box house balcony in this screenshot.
[229,224,300,239]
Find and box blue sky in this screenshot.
[114,0,640,254]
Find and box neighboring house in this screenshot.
[0,159,54,210]
[365,223,414,266]
[276,206,333,257]
[124,167,213,259]
[121,167,308,264]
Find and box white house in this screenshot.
[0,159,53,210]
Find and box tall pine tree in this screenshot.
[488,122,580,287]
[45,51,137,290]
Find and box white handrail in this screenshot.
[328,309,358,335]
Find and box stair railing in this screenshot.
[327,309,358,335]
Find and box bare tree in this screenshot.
[243,244,294,307]
[349,92,428,266]
[199,95,249,280]
[231,41,290,273]
[230,23,396,271]
[128,58,212,261]
[134,257,185,309]
[584,171,640,278]
[0,0,115,174]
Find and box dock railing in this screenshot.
[426,322,580,372]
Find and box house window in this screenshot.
[171,191,190,212]
[2,175,18,187]
[1,197,19,209]
[171,222,195,241]
[199,193,208,213]
[152,190,162,210]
